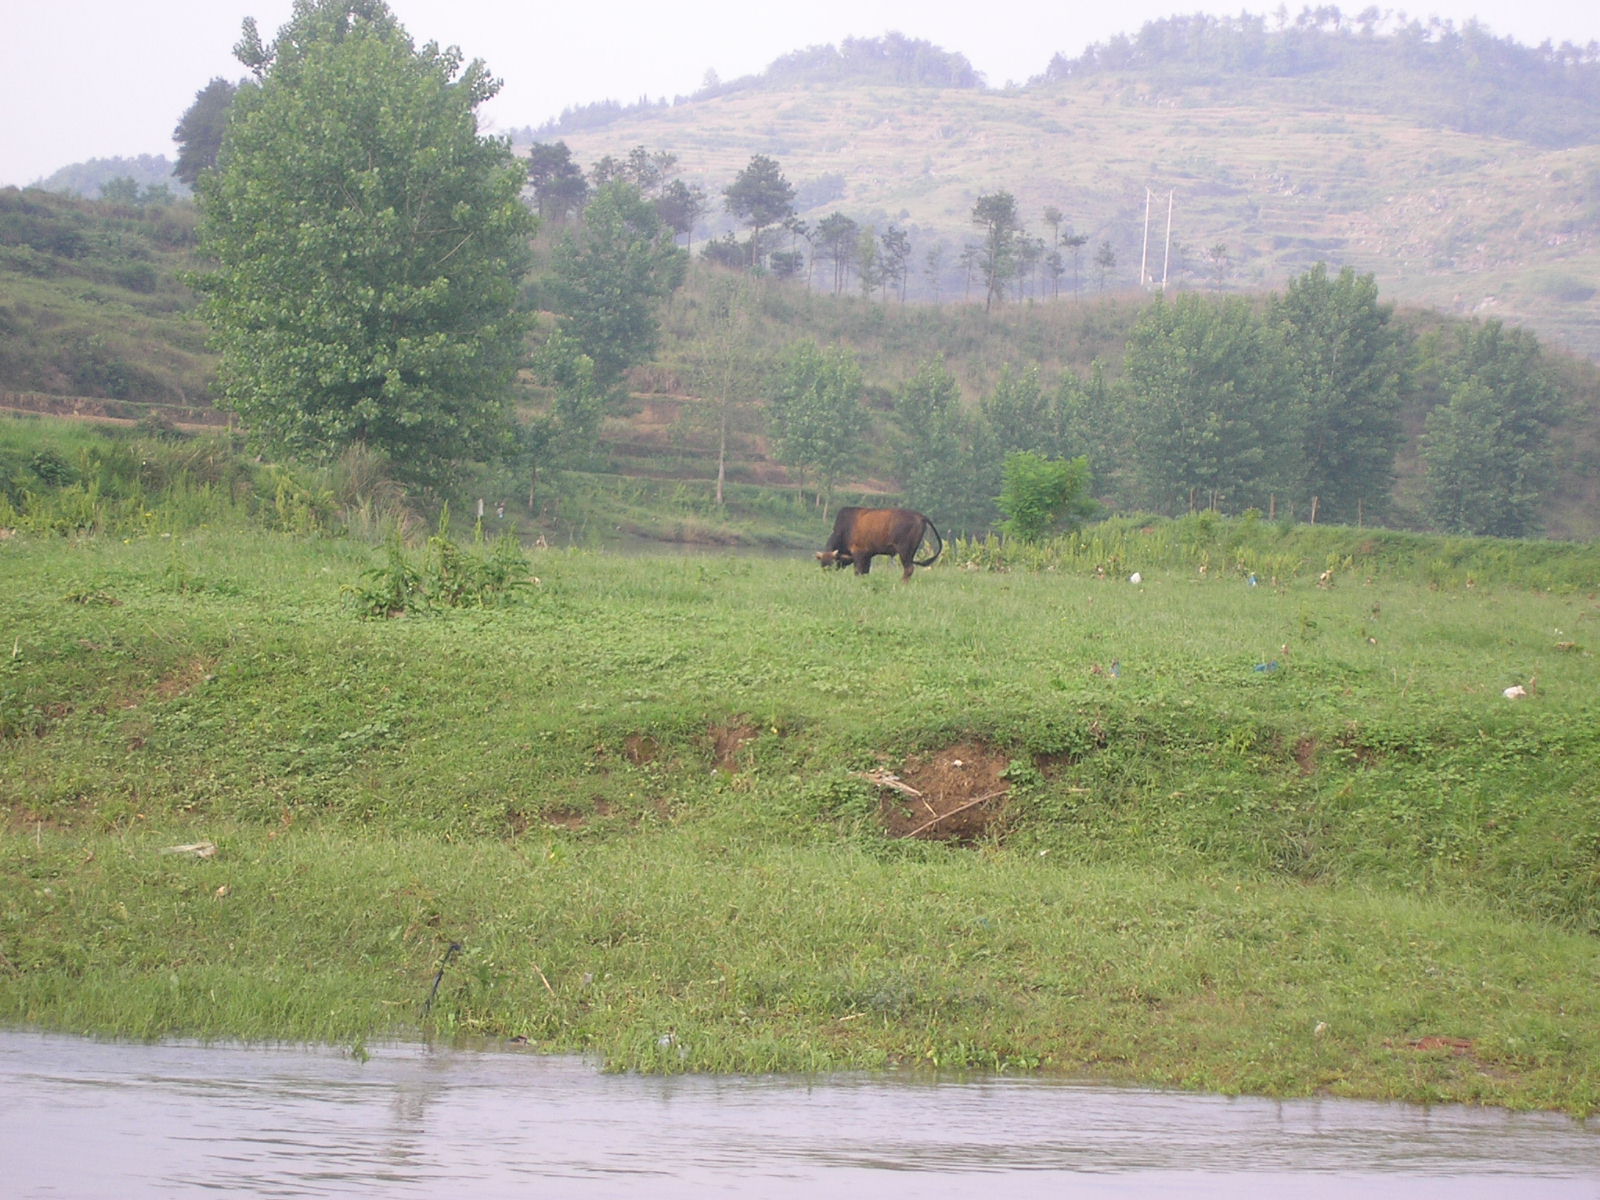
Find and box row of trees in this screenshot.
[526,143,1122,306]
[716,263,1558,540]
[885,267,1560,538]
[1042,8,1600,149]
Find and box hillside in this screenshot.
[531,25,1600,360]
[0,188,216,417]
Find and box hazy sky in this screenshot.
[2,0,1594,188]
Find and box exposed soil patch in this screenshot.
[117,655,217,709]
[709,718,761,772]
[1293,735,1318,776]
[544,797,614,830]
[871,740,1012,843]
[622,734,660,765]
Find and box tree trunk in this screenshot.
[716,403,728,506]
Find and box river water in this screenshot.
[3,1031,1596,1199]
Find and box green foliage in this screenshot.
[30,155,188,200]
[345,508,533,616]
[722,154,794,266]
[996,451,1095,542]
[1272,263,1408,524]
[525,140,589,221]
[758,33,983,90]
[194,0,534,484]
[892,359,999,536]
[982,365,1050,456]
[0,415,414,538]
[1121,293,1301,515]
[171,78,238,188]
[1421,320,1562,538]
[971,191,1021,310]
[768,339,868,509]
[519,329,606,485]
[550,181,686,388]
[1047,12,1600,150]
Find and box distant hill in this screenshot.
[523,18,1600,359]
[31,155,188,201]
[1039,12,1600,150]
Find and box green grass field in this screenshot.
[4,517,1599,1113]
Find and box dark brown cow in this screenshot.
[815,507,943,580]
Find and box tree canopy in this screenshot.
[1272,263,1408,525]
[172,78,238,188]
[724,155,795,268]
[194,0,533,483]
[549,181,687,390]
[1422,320,1561,537]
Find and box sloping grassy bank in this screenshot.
[3,529,1599,1113]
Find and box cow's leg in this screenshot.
[899,552,915,581]
[852,547,872,574]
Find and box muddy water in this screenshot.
[3,1032,1596,1199]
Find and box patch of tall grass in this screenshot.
[1,415,415,539]
[954,509,1600,592]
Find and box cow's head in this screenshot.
[815,549,851,569]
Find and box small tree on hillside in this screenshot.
[526,141,589,221]
[518,329,604,510]
[815,213,859,294]
[769,339,867,515]
[971,190,1021,310]
[997,452,1096,542]
[724,154,795,269]
[655,178,707,248]
[1094,240,1118,291]
[880,224,911,301]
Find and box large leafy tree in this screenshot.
[1421,320,1561,537]
[549,180,687,391]
[195,0,534,483]
[1121,294,1301,515]
[1272,263,1408,524]
[172,77,238,187]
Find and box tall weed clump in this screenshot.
[345,508,534,617]
[0,416,418,539]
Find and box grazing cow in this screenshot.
[815,506,943,580]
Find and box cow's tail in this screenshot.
[914,518,944,567]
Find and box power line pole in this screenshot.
[1141,188,1175,289]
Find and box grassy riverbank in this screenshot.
[4,528,1599,1114]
